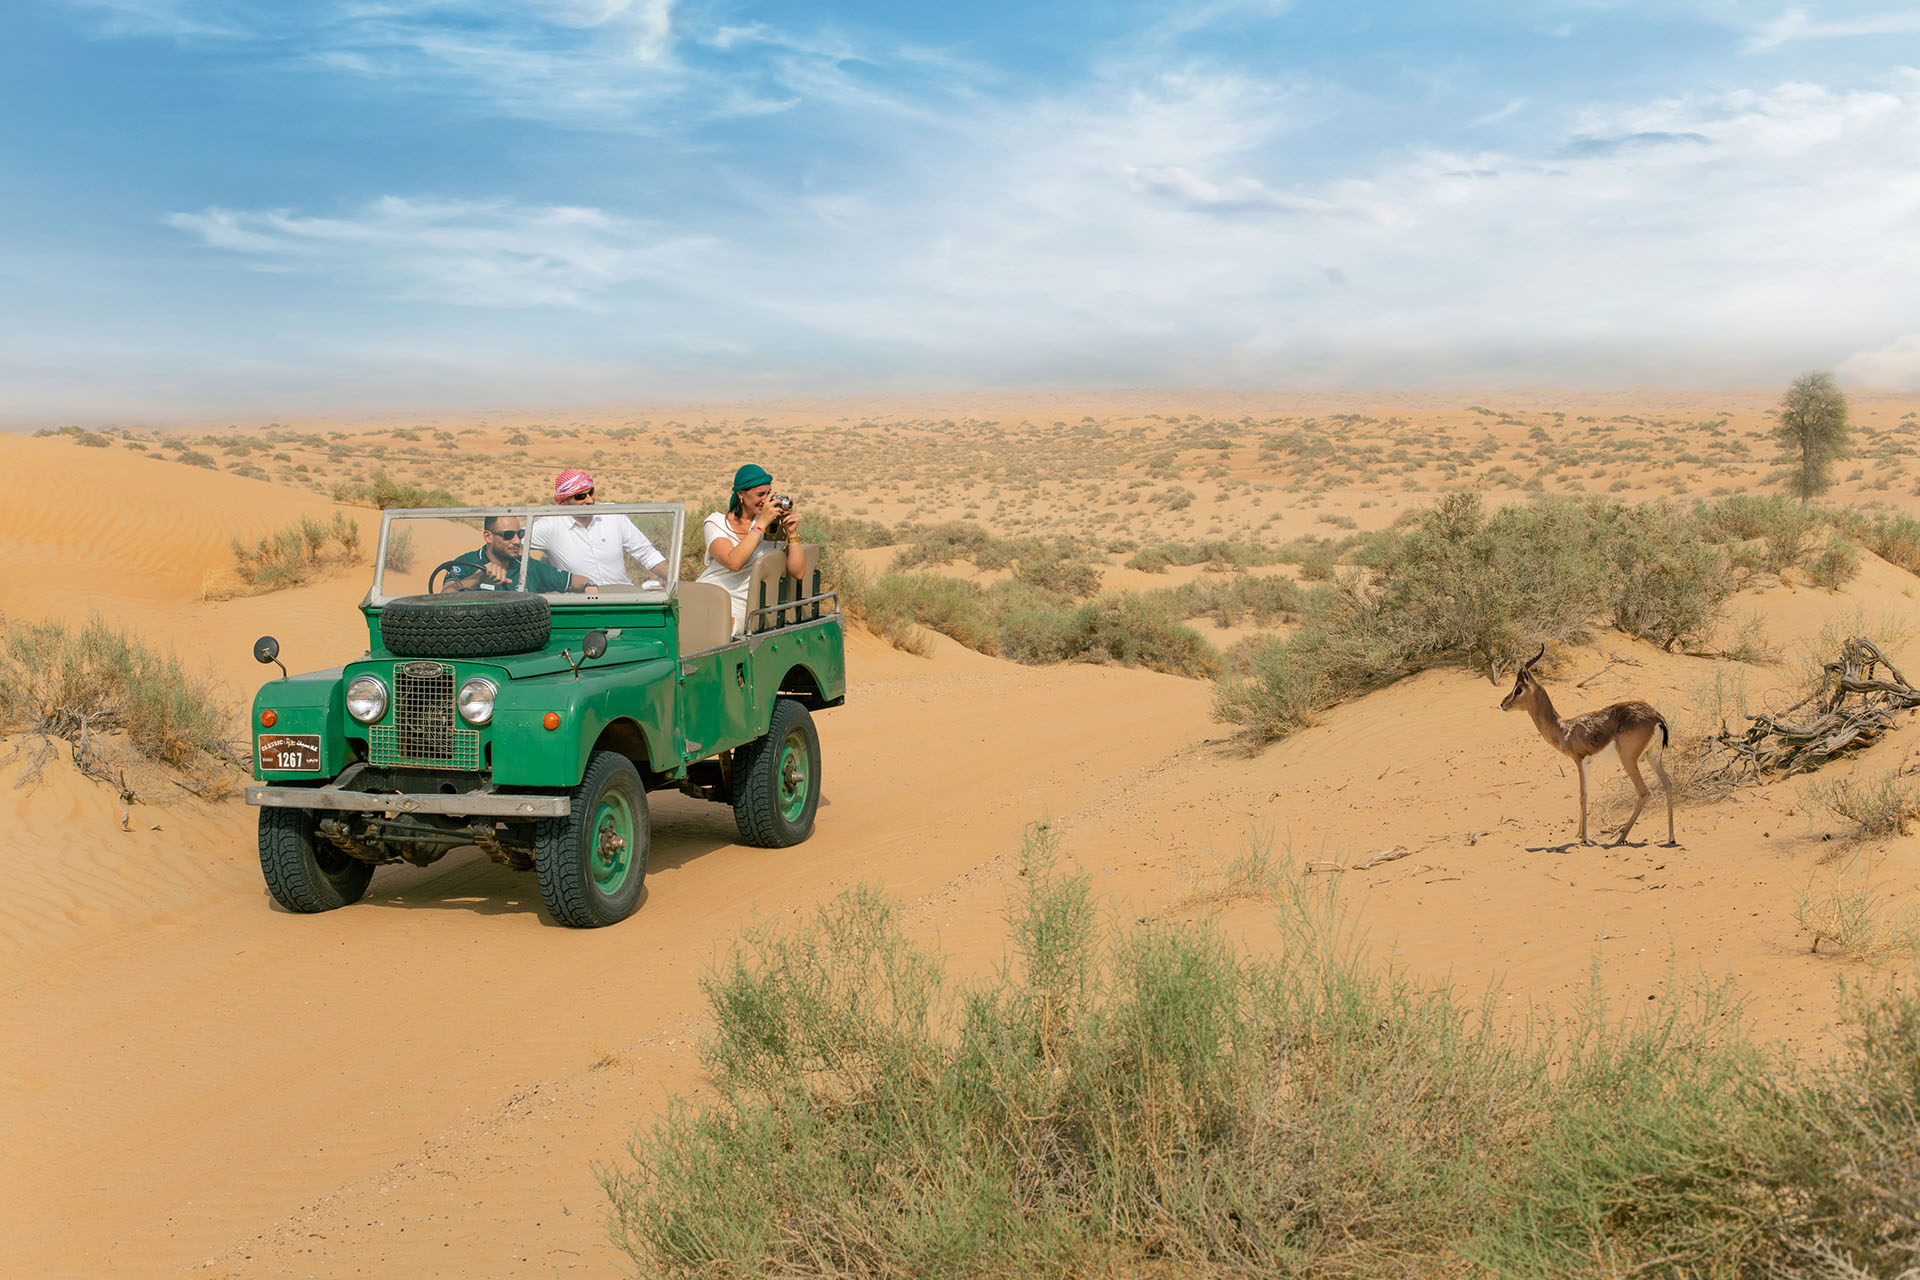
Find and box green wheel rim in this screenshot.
[589,791,635,894]
[776,731,811,824]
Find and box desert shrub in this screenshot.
[1804,768,1917,840]
[383,527,416,573]
[332,469,462,508]
[1697,494,1821,573]
[331,511,361,557]
[177,450,217,469]
[1602,502,1730,650]
[1211,636,1323,739]
[798,511,897,551]
[1794,855,1920,961]
[219,513,366,597]
[607,831,1920,1280]
[1161,574,1304,628]
[0,612,230,766]
[986,579,1079,664]
[1806,535,1862,588]
[1013,551,1100,600]
[891,522,1006,570]
[1217,493,1737,743]
[1839,511,1920,574]
[864,573,998,654]
[1057,592,1219,678]
[1126,539,1283,573]
[823,551,925,655]
[298,516,330,557]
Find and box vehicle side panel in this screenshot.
[251,668,348,781]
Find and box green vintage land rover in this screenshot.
[245,502,843,928]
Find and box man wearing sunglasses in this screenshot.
[528,467,668,586]
[440,515,594,593]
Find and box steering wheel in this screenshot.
[427,559,466,594]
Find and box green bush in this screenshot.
[0,612,231,766]
[223,513,366,595]
[1603,502,1730,650]
[331,469,463,508]
[1013,552,1100,600]
[1216,494,1741,743]
[604,832,1920,1279]
[1059,592,1220,678]
[865,573,998,654]
[1807,535,1862,589]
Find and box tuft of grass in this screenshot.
[1794,854,1920,961]
[0,611,232,767]
[212,513,367,599]
[1803,767,1918,841]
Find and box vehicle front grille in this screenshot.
[369,661,481,769]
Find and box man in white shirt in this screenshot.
[530,469,669,586]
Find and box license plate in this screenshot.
[258,734,323,773]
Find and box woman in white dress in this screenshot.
[696,463,807,634]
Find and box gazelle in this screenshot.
[1501,643,1676,847]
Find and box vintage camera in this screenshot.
[768,493,794,513]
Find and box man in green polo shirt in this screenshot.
[439,515,595,594]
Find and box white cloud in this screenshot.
[1740,6,1920,51]
[165,197,719,308]
[1839,334,1920,388]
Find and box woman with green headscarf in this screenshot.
[697,463,808,634]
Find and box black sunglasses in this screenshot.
[491,528,527,540]
[562,490,594,501]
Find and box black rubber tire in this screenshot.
[259,807,374,913]
[732,698,821,848]
[533,751,649,928]
[380,591,550,658]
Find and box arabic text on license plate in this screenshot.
[258,734,322,772]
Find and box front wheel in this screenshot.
[259,807,374,913]
[732,698,821,848]
[534,751,649,928]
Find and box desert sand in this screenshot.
[5,389,1920,1277]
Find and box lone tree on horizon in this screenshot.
[1774,371,1851,502]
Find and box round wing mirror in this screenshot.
[253,636,280,664]
[581,630,608,661]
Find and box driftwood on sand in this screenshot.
[1703,637,1920,783]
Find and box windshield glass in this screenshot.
[371,504,684,604]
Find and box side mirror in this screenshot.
[582,630,608,660]
[253,635,287,680]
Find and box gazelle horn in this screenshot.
[1521,642,1546,672]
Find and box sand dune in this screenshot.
[3,409,1919,1276]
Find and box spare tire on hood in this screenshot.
[380,591,551,658]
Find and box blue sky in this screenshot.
[4,1,1919,422]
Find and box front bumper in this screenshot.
[245,786,570,817]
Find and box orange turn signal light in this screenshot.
[542,712,561,731]
[260,709,278,727]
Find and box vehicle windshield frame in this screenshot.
[368,503,685,606]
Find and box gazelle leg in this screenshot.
[1577,757,1592,845]
[1615,755,1651,845]
[1651,752,1676,845]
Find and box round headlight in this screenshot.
[345,675,388,724]
[458,677,498,726]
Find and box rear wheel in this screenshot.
[534,751,649,928]
[732,698,821,848]
[259,807,374,913]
